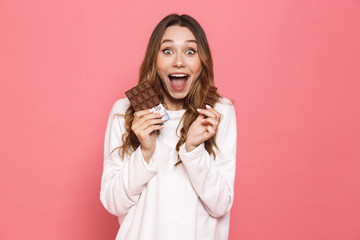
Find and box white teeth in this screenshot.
[169,74,188,77]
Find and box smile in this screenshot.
[168,73,189,91]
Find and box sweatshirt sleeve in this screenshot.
[178,99,237,218]
[100,99,158,216]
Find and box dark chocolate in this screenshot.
[125,81,160,111]
[200,86,218,109]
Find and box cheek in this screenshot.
[192,63,202,77]
[156,56,168,73]
[190,58,202,73]
[156,60,167,84]
[196,62,202,73]
[156,59,161,72]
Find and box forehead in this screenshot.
[161,26,196,42]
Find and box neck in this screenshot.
[163,95,184,111]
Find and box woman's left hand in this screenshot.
[186,105,222,152]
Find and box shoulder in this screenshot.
[214,97,235,114]
[214,97,237,129]
[214,98,237,140]
[109,97,131,116]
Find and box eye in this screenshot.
[162,49,173,55]
[185,49,196,55]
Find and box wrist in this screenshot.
[185,142,197,152]
[141,148,154,163]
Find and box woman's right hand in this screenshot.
[131,109,164,163]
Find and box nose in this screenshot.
[172,54,186,68]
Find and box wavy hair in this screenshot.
[116,14,220,165]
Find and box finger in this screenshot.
[136,118,165,132]
[133,109,155,121]
[205,105,222,120]
[206,125,216,137]
[132,112,163,129]
[197,108,216,119]
[194,112,205,122]
[201,117,219,128]
[132,116,163,134]
[201,125,216,141]
[142,124,164,136]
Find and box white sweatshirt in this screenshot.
[100,97,237,240]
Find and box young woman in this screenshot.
[100,14,237,240]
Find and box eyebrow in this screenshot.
[161,39,197,45]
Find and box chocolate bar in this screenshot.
[200,86,217,109]
[125,81,160,111]
[125,81,170,122]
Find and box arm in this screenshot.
[100,99,159,216]
[179,100,237,218]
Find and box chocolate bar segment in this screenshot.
[200,86,218,109]
[125,81,160,111]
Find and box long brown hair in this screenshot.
[117,14,220,164]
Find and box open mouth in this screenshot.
[168,73,189,91]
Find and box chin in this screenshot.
[169,92,188,100]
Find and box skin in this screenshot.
[156,26,202,110]
[132,26,222,163]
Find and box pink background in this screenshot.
[1,0,359,239]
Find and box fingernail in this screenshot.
[197,108,202,112]
[205,105,211,109]
[201,118,206,122]
[161,116,166,121]
[150,109,155,113]
[160,112,165,116]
